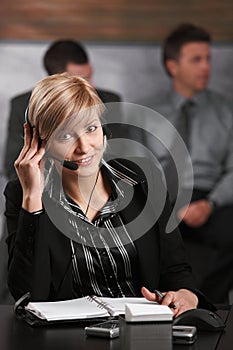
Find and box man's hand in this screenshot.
[141,287,198,317]
[177,200,212,227]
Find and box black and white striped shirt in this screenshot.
[64,159,144,298]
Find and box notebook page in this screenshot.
[25,297,109,321]
[97,297,155,316]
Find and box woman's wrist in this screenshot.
[22,193,43,213]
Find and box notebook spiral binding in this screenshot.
[87,295,115,316]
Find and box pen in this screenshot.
[154,289,177,309]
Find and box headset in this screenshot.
[24,107,111,171]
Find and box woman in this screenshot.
[5,73,209,316]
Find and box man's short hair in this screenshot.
[43,40,89,75]
[162,23,211,76]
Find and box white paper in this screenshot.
[125,303,173,322]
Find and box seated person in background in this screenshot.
[4,39,121,180]
[147,23,233,304]
[4,73,214,316]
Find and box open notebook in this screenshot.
[25,296,173,322]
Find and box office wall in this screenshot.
[1,1,233,41]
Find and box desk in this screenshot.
[0,305,231,350]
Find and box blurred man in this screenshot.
[4,40,121,180]
[151,23,233,303]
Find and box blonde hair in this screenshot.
[28,72,104,141]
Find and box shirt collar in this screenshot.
[170,89,209,110]
[53,158,142,224]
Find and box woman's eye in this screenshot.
[87,125,98,133]
[58,132,72,140]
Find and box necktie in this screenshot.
[163,100,194,203]
[178,100,194,150]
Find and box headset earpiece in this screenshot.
[24,106,33,136]
[102,124,112,140]
[24,106,30,125]
[24,106,43,148]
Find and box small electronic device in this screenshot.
[172,325,197,344]
[173,308,225,331]
[85,320,120,339]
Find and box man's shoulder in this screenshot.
[206,89,232,108]
[151,92,174,116]
[205,90,233,123]
[4,178,22,203]
[11,91,32,106]
[96,88,121,103]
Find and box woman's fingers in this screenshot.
[15,124,46,190]
[164,290,198,317]
[141,288,198,318]
[161,291,175,306]
[17,144,46,176]
[15,125,45,168]
[15,124,39,165]
[14,124,31,167]
[141,287,159,302]
[22,128,41,160]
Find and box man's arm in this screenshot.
[207,127,233,207]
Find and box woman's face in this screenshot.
[47,111,104,178]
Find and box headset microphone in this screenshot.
[62,160,79,171]
[51,156,79,170]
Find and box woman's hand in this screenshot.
[141,286,198,317]
[14,123,46,212]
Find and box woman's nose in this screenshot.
[74,134,90,154]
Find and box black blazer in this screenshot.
[4,158,200,303]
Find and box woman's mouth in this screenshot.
[76,156,93,166]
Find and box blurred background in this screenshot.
[0,0,233,303]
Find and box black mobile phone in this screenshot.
[85,320,119,339]
[172,325,197,344]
